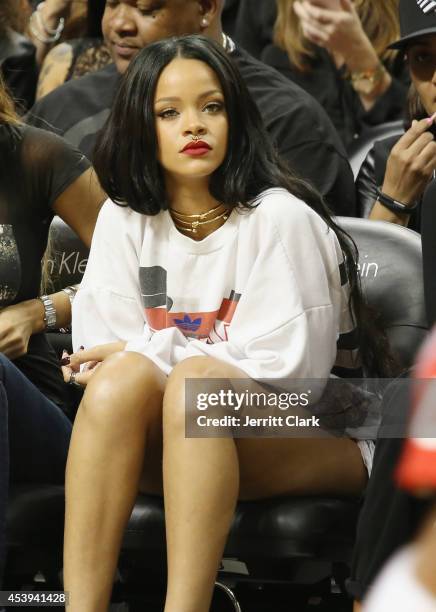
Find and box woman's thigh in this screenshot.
[236,436,367,500]
[0,353,72,484]
[163,356,367,500]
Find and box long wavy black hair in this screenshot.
[94,34,395,377]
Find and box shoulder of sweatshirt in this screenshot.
[250,188,331,238]
[95,198,150,247]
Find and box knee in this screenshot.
[82,351,164,425]
[163,357,237,432]
[167,356,235,386]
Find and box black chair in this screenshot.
[348,120,404,179]
[5,216,427,609]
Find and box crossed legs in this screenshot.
[64,353,367,612]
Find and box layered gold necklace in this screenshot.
[170,203,229,234]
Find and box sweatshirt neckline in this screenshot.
[163,208,239,254]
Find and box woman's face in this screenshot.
[154,57,228,184]
[407,35,436,116]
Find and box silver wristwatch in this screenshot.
[38,294,57,331]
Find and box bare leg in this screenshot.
[163,358,242,612]
[63,352,166,612]
[162,357,367,612]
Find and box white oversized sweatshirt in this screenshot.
[72,188,357,380]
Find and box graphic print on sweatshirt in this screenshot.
[139,265,241,343]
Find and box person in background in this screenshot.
[348,9,436,608]
[27,0,357,216]
[0,73,105,588]
[356,0,436,231]
[231,0,406,151]
[36,0,112,100]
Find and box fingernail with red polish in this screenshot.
[79,346,84,350]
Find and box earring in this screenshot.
[201,18,208,27]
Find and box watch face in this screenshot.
[0,224,21,307]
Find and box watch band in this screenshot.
[376,189,419,216]
[62,285,79,306]
[38,294,57,331]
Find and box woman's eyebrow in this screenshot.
[155,90,223,104]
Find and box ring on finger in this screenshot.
[68,370,81,387]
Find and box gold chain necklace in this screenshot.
[170,204,229,234]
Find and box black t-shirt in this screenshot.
[27,63,120,161]
[0,123,89,406]
[27,49,355,215]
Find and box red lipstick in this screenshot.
[181,141,212,156]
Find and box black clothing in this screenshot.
[356,133,422,233]
[232,0,276,60]
[222,0,241,38]
[232,0,409,151]
[27,63,120,161]
[27,48,356,216]
[347,377,432,600]
[262,47,408,152]
[0,123,89,407]
[421,179,436,327]
[0,29,38,113]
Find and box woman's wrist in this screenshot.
[381,182,418,208]
[344,34,380,73]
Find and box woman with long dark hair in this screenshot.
[61,34,388,612]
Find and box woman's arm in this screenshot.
[36,42,73,100]
[368,118,436,226]
[0,167,105,359]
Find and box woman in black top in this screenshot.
[0,73,104,586]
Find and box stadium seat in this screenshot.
[348,120,404,180]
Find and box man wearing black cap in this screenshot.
[358,0,436,230]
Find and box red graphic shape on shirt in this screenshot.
[144,291,241,340]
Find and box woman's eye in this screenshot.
[203,102,224,114]
[157,109,178,119]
